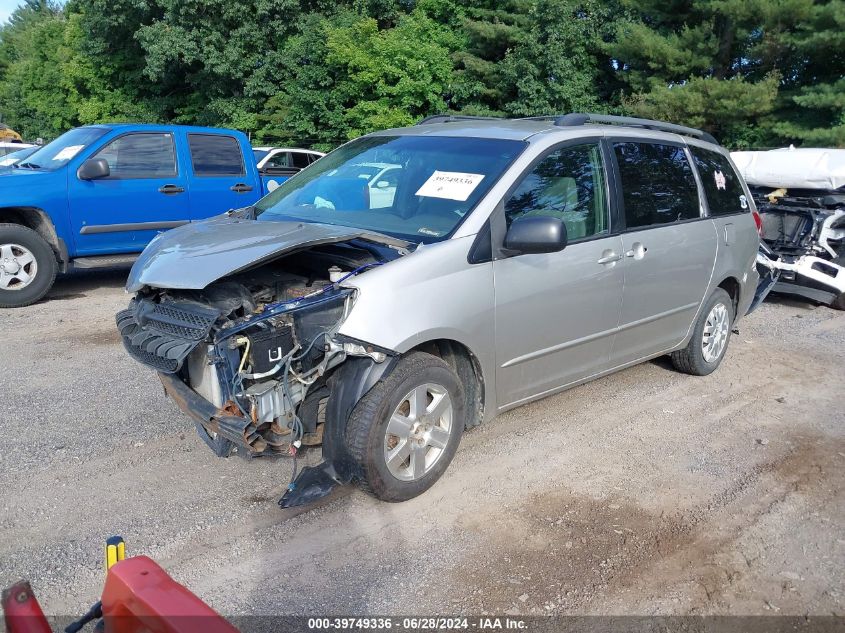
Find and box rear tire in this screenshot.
[0,223,57,308]
[671,288,734,376]
[345,352,465,502]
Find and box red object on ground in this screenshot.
[100,556,239,633]
[2,581,53,633]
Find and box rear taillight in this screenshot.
[752,208,763,235]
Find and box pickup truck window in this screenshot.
[92,133,176,179]
[188,134,245,177]
[18,126,108,171]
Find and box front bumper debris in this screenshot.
[117,299,219,373]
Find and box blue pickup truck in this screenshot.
[0,124,266,307]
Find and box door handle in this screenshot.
[158,184,185,195]
[625,243,648,259]
[597,252,622,265]
[230,183,254,193]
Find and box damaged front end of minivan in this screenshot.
[116,213,410,507]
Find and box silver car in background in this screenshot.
[118,113,761,506]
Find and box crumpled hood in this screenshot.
[126,215,403,292]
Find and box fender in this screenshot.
[279,355,398,508]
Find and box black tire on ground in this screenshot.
[0,223,57,308]
[345,351,465,502]
[671,287,734,376]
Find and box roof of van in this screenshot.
[372,113,720,146]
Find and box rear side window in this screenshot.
[505,142,609,241]
[93,133,176,179]
[613,142,700,229]
[690,147,748,216]
[188,134,245,176]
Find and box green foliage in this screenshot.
[609,0,845,147]
[256,9,457,148]
[497,0,616,117]
[0,0,843,148]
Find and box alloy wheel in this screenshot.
[383,383,453,481]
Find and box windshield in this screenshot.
[253,148,270,163]
[255,135,525,243]
[19,127,109,170]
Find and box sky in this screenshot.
[0,0,20,25]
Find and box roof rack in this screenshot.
[523,112,717,144]
[416,114,502,125]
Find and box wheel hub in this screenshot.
[0,243,37,291]
[1,258,21,275]
[701,302,730,363]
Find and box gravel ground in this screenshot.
[0,268,843,617]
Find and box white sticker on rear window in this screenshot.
[415,171,485,202]
[53,145,84,161]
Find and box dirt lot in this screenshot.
[0,268,843,617]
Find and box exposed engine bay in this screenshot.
[117,240,395,464]
[731,147,845,309]
[753,187,845,308]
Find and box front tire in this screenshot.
[345,352,465,502]
[0,223,57,308]
[671,288,734,376]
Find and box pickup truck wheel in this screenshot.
[345,352,465,502]
[671,288,734,376]
[0,223,57,308]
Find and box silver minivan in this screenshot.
[118,114,761,506]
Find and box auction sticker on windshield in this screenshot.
[53,145,84,161]
[416,171,485,202]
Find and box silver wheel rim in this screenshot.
[702,302,730,363]
[383,383,453,482]
[0,243,37,291]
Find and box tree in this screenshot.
[609,0,845,148]
[498,0,617,117]
[258,9,457,148]
[0,3,73,138]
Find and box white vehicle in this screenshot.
[253,147,326,192]
[253,147,324,171]
[0,142,36,161]
[328,162,401,208]
[732,147,845,309]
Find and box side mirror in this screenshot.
[375,180,390,189]
[77,158,110,180]
[503,215,568,255]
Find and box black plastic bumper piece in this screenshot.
[279,461,351,508]
[158,372,253,449]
